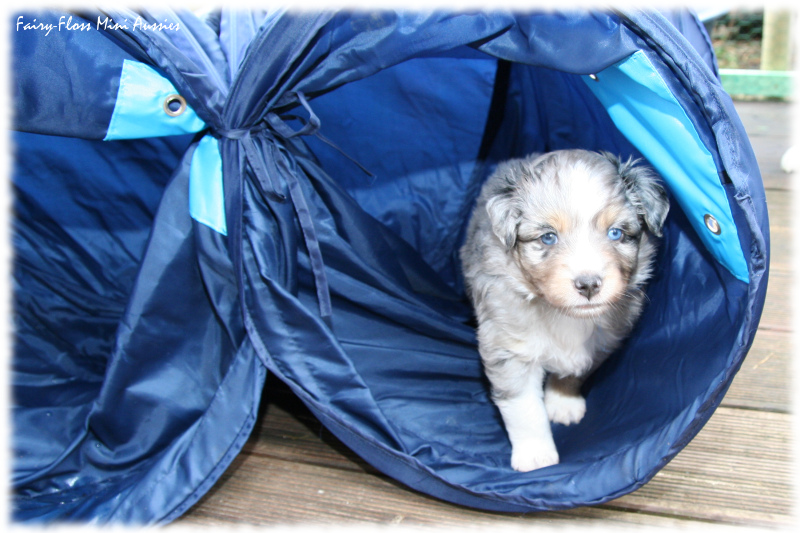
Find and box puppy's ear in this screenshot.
[603,152,670,237]
[485,173,523,250]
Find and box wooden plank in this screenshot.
[757,188,792,332]
[756,269,791,332]
[733,101,794,191]
[765,189,790,235]
[733,101,794,139]
[607,408,793,527]
[181,380,792,528]
[765,189,791,270]
[722,329,791,411]
[178,447,748,529]
[749,135,795,191]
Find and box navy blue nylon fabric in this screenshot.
[12,12,131,139]
[11,8,768,523]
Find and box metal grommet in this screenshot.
[163,94,187,117]
[704,214,721,235]
[589,73,599,81]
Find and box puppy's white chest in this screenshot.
[515,314,598,377]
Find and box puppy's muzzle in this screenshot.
[574,274,602,301]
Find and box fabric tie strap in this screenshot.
[216,93,333,323]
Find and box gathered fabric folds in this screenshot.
[11,8,768,523]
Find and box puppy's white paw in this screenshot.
[510,438,560,472]
[545,388,586,426]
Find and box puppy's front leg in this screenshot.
[489,361,559,472]
[544,374,586,426]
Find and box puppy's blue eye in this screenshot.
[540,232,558,246]
[607,228,623,241]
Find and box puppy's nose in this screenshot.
[574,275,602,300]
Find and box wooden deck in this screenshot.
[176,101,795,530]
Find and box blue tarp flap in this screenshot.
[11,8,768,524]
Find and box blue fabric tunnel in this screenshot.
[11,8,769,524]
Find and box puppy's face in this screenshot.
[486,150,668,318]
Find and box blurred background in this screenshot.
[702,7,795,100]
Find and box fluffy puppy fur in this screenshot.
[460,149,669,472]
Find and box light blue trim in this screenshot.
[583,52,749,283]
[190,135,227,235]
[105,60,206,140]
